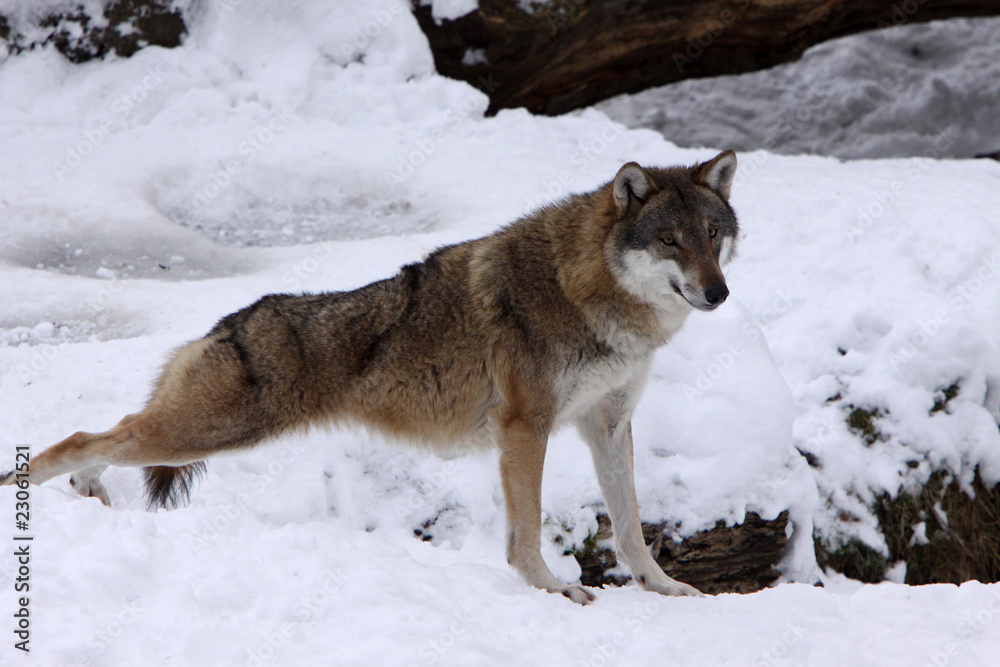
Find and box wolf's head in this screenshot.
[606,150,739,312]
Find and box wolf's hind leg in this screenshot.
[0,412,143,491]
[24,429,120,486]
[68,411,133,504]
[8,409,211,508]
[2,331,304,507]
[3,410,200,489]
[70,465,111,505]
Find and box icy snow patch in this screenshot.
[158,191,433,248]
[598,16,1000,159]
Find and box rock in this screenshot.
[2,0,185,63]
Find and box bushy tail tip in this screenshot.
[142,462,206,510]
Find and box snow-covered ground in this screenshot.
[598,16,1000,160]
[1,2,999,664]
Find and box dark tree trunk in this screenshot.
[413,0,1000,116]
[575,511,791,594]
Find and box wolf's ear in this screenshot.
[613,162,657,218]
[694,150,737,200]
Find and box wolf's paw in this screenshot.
[70,473,111,506]
[639,574,704,598]
[557,585,596,605]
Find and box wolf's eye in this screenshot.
[709,228,719,238]
[661,235,676,246]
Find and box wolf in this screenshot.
[2,150,738,604]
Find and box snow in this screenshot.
[1,1,999,664]
[598,16,1000,159]
[422,0,479,22]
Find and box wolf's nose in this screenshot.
[705,283,729,306]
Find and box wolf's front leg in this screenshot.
[577,393,703,598]
[498,418,596,605]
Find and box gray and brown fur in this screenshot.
[2,151,740,604]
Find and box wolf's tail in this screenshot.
[143,462,207,510]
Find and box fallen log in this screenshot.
[413,0,1000,115]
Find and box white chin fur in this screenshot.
[614,250,693,313]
